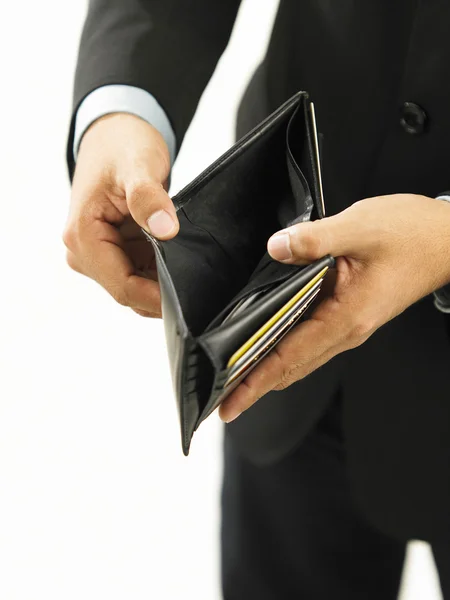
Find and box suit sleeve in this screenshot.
[67,0,242,177]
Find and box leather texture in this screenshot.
[143,92,332,454]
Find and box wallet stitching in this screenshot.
[153,240,190,337]
[202,302,312,420]
[181,338,205,453]
[149,236,195,454]
[180,339,191,452]
[196,370,231,426]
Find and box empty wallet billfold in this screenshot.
[143,91,334,455]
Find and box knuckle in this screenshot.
[63,217,91,250]
[273,377,291,391]
[234,381,258,413]
[62,225,77,252]
[299,227,323,260]
[348,316,376,347]
[63,201,97,250]
[274,366,297,390]
[127,180,160,211]
[110,287,130,307]
[65,250,79,272]
[273,356,297,391]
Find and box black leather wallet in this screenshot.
[143,91,334,455]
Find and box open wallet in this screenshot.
[142,91,335,455]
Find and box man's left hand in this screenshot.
[219,194,450,423]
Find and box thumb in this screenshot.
[267,209,368,264]
[126,178,179,240]
[77,111,179,241]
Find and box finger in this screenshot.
[219,339,342,423]
[219,297,370,423]
[93,243,161,312]
[123,238,158,280]
[69,240,161,312]
[82,222,161,312]
[218,317,334,423]
[126,179,179,240]
[267,205,377,264]
[65,250,84,275]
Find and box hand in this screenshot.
[219,194,450,422]
[63,113,179,317]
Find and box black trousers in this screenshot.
[221,391,450,599]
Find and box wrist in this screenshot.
[81,112,169,155]
[72,85,176,166]
[77,112,171,180]
[73,112,171,197]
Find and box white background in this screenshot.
[0,0,443,598]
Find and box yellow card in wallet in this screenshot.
[226,266,329,369]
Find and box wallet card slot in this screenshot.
[182,343,218,441]
[195,371,235,425]
[197,256,334,373]
[205,254,300,332]
[195,269,324,424]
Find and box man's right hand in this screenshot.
[63,113,179,318]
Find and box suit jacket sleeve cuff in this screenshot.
[73,84,177,166]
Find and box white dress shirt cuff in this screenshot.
[73,84,176,166]
[433,194,450,313]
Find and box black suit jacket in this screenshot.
[70,0,450,542]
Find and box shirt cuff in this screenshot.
[73,84,177,166]
[433,193,450,314]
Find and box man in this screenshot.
[65,1,450,597]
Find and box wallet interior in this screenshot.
[144,92,330,453]
[161,92,321,336]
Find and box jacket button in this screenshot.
[400,102,428,135]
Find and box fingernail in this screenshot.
[268,232,292,261]
[220,409,242,424]
[147,210,176,238]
